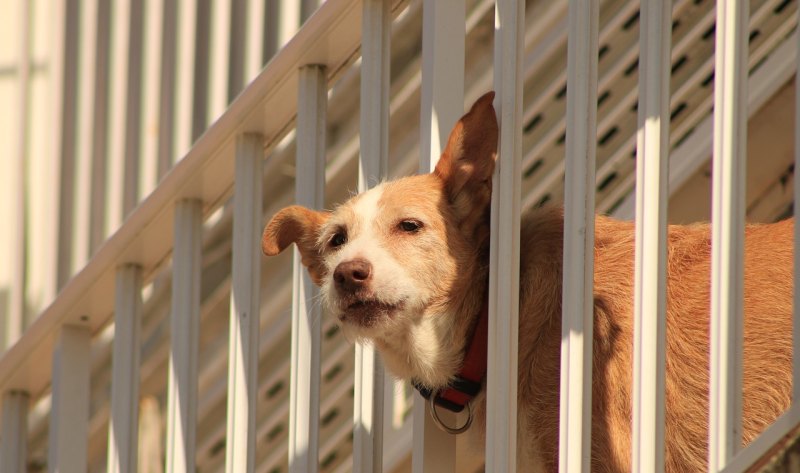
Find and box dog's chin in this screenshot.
[332,297,405,337]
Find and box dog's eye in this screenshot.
[329,232,347,248]
[399,220,422,233]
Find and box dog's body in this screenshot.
[263,92,793,471]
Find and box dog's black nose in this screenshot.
[334,259,372,292]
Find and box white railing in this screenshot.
[1,0,799,472]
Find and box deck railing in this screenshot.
[1,0,799,472]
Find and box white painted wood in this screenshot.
[139,0,165,197]
[192,2,211,134]
[208,0,233,122]
[0,0,377,405]
[1,391,29,473]
[72,0,99,273]
[486,0,524,471]
[720,406,800,473]
[54,0,80,289]
[166,199,202,473]
[632,1,671,471]
[265,0,301,64]
[49,325,91,473]
[158,1,178,176]
[357,0,390,188]
[247,0,267,78]
[106,0,133,236]
[709,1,748,470]
[414,0,464,470]
[794,0,800,415]
[88,0,112,253]
[559,1,598,472]
[173,0,198,161]
[417,0,464,175]
[354,2,390,471]
[225,134,264,473]
[4,0,30,350]
[288,65,326,473]
[612,29,800,221]
[107,264,144,473]
[302,0,322,20]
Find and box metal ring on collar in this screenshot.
[428,393,473,435]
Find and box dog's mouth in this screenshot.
[337,298,404,327]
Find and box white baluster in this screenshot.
[558,1,598,472]
[486,0,525,471]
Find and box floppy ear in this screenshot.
[433,91,498,228]
[262,205,330,285]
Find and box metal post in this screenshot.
[632,1,672,471]
[225,134,264,473]
[166,199,202,473]
[107,264,144,473]
[559,1,598,472]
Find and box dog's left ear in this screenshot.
[262,205,330,285]
[433,91,498,227]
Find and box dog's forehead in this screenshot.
[333,174,443,223]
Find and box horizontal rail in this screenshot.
[0,0,405,400]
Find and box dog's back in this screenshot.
[515,206,793,471]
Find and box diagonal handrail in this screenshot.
[0,0,405,402]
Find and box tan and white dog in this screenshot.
[262,92,793,472]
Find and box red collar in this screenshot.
[413,298,489,413]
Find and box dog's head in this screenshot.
[262,92,498,349]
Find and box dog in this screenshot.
[261,92,793,471]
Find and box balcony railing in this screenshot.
[1,0,799,472]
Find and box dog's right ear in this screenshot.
[262,205,330,285]
[434,91,498,230]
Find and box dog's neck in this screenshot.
[412,295,488,412]
[375,266,489,390]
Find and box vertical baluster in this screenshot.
[264,0,299,64]
[89,0,112,252]
[106,0,131,233]
[486,0,524,471]
[107,0,145,235]
[288,64,327,473]
[4,0,30,350]
[794,0,800,418]
[225,134,264,473]
[107,264,144,473]
[413,0,464,470]
[353,1,390,471]
[247,0,267,77]
[49,325,91,473]
[54,0,80,289]
[166,199,202,473]
[173,0,198,157]
[1,391,29,473]
[157,1,178,176]
[140,0,165,197]
[632,1,672,471]
[208,0,233,122]
[72,0,98,272]
[558,0,598,472]
[709,0,748,470]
